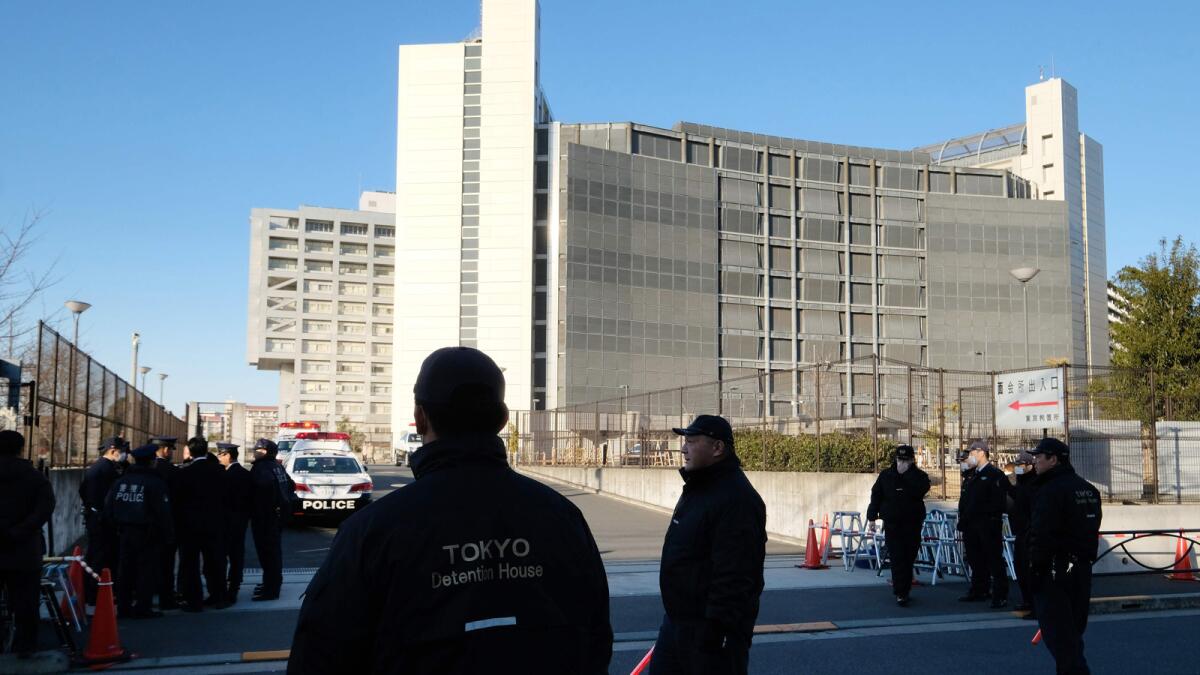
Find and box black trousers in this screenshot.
[0,568,41,654]
[1034,564,1092,675]
[116,527,160,614]
[225,514,249,590]
[158,539,177,605]
[648,616,749,675]
[963,519,1008,600]
[1013,531,1032,607]
[178,529,226,606]
[83,510,118,604]
[884,519,922,598]
[251,511,283,593]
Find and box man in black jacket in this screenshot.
[104,443,173,619]
[80,436,125,604]
[957,439,1011,608]
[649,414,766,675]
[175,437,228,611]
[866,444,930,606]
[1008,450,1038,615]
[288,346,612,675]
[0,430,54,656]
[150,436,180,610]
[249,438,290,602]
[1028,438,1101,675]
[217,443,252,604]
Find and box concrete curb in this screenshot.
[1090,592,1200,614]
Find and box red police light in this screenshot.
[294,432,352,441]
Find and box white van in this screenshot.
[394,431,423,466]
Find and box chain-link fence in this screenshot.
[17,321,187,466]
[509,356,1200,504]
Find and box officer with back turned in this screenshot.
[217,442,252,604]
[149,436,180,610]
[103,443,173,619]
[175,437,228,611]
[249,438,291,602]
[1028,438,1102,675]
[956,440,1011,608]
[80,436,126,604]
[866,444,930,607]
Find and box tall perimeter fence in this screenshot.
[510,355,1200,504]
[10,321,187,467]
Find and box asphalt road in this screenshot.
[85,464,1200,673]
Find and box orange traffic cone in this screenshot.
[1031,629,1042,645]
[60,545,87,625]
[629,646,655,675]
[1166,532,1198,582]
[820,514,831,558]
[81,568,131,666]
[800,519,828,570]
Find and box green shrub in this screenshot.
[732,430,893,473]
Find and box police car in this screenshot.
[284,449,373,522]
[394,430,423,466]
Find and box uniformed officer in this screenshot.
[249,438,291,602]
[175,437,228,611]
[956,440,1011,608]
[103,443,173,619]
[80,436,126,604]
[288,346,612,674]
[149,436,180,610]
[1008,450,1038,616]
[866,444,931,606]
[0,430,55,657]
[1028,438,1101,674]
[217,442,252,604]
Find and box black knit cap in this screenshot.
[413,346,505,406]
[1033,437,1070,458]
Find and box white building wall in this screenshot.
[393,42,466,433]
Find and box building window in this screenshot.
[341,223,369,236]
[305,220,334,233]
[340,242,368,256]
[374,225,395,238]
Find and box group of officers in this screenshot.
[867,437,1103,675]
[78,433,293,618]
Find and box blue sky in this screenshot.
[2,0,1196,415]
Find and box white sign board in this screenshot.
[994,367,1065,431]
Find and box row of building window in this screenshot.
[269,238,394,258]
[719,337,927,364]
[721,305,925,338]
[268,258,394,278]
[719,274,926,307]
[298,401,392,415]
[719,242,924,279]
[267,216,394,238]
[300,380,392,396]
[460,48,482,348]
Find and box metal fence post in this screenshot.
[1149,367,1160,504]
[760,371,768,471]
[83,354,92,464]
[906,365,913,446]
[815,365,822,472]
[990,370,998,449]
[49,332,60,467]
[938,368,946,500]
[1062,364,1071,445]
[871,355,879,472]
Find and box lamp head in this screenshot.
[64,300,92,314]
[1009,267,1040,283]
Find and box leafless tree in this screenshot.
[1,210,60,359]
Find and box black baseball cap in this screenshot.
[895,444,915,461]
[413,346,505,406]
[1033,437,1070,459]
[672,415,734,444]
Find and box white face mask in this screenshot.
[966,455,979,468]
[960,462,971,471]
[1014,466,1026,475]
[896,459,911,473]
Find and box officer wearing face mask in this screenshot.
[1008,450,1038,616]
[866,445,930,606]
[80,437,127,605]
[956,440,1011,608]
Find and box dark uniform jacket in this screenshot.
[176,455,226,535]
[659,455,766,640]
[224,463,253,518]
[288,434,612,675]
[866,464,931,524]
[957,463,1010,527]
[80,457,121,513]
[1028,463,1102,571]
[250,455,292,518]
[102,465,173,540]
[0,456,55,570]
[1008,472,1037,536]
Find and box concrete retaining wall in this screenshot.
[517,465,877,544]
[47,468,85,555]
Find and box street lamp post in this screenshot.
[1009,267,1040,367]
[130,333,141,389]
[64,300,91,464]
[158,373,168,406]
[139,366,151,392]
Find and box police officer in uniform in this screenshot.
[0,430,55,657]
[217,442,252,604]
[288,347,612,674]
[956,440,1011,608]
[175,437,228,611]
[1028,438,1102,675]
[103,443,173,619]
[1008,450,1038,616]
[866,444,930,606]
[80,436,126,604]
[149,436,181,610]
[249,438,290,602]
